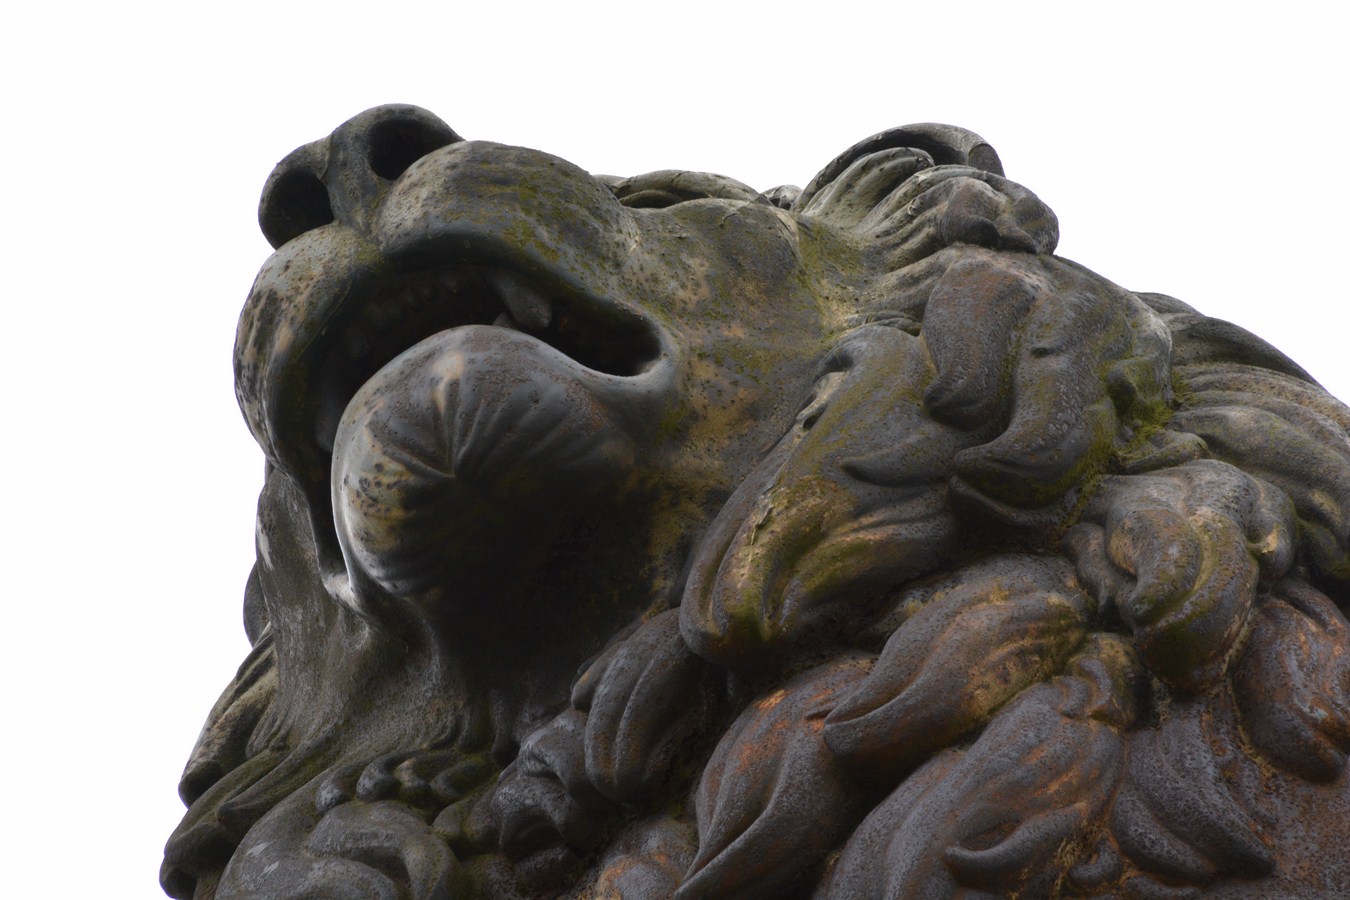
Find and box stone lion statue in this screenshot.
[163,105,1350,898]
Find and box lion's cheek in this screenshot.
[330,326,641,601]
[681,326,972,667]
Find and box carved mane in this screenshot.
[164,107,1350,899]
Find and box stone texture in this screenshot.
[164,106,1350,898]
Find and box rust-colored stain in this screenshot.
[167,109,1350,900]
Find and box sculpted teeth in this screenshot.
[333,266,556,371]
[488,270,554,331]
[307,257,657,486]
[311,261,656,460]
[492,311,522,331]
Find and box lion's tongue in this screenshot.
[330,325,637,603]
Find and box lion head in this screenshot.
[164,105,1350,899]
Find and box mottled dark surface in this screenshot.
[164,106,1350,898]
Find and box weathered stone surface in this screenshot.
[164,105,1350,898]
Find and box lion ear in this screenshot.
[794,124,1004,228]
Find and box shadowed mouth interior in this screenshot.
[310,264,663,454]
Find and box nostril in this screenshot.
[367,116,458,182]
[257,106,460,248]
[259,169,334,249]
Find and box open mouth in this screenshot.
[308,262,665,456]
[249,255,669,605]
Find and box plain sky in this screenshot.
[5,2,1346,896]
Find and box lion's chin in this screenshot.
[328,324,667,617]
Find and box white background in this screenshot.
[4,2,1346,895]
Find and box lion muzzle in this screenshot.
[332,325,645,604]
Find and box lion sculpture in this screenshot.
[163,105,1350,899]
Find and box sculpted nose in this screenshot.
[258,104,462,248]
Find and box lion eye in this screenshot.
[608,170,768,209]
[616,188,689,209]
